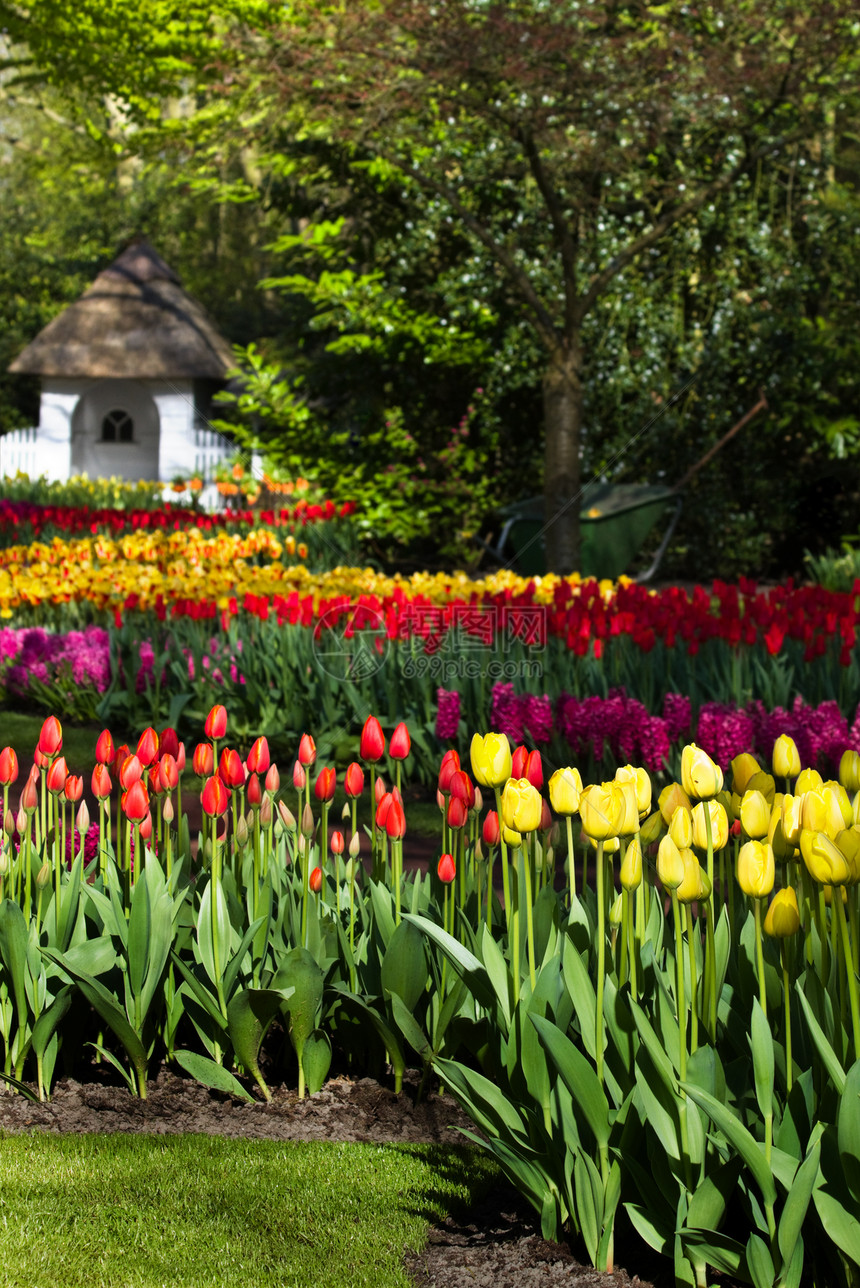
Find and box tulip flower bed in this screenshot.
[1,707,860,1288]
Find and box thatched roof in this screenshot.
[9,240,235,379]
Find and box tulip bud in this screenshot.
[736,840,775,899]
[657,834,685,890]
[548,767,582,816]
[773,735,801,781]
[616,765,652,818]
[474,786,484,814]
[200,775,228,819]
[235,816,249,848]
[0,747,19,786]
[482,810,500,848]
[124,779,150,822]
[3,809,14,838]
[348,832,361,859]
[731,752,761,796]
[247,773,262,808]
[359,715,385,762]
[15,807,26,835]
[389,722,411,760]
[620,837,643,891]
[159,727,180,760]
[36,861,51,889]
[446,796,468,830]
[579,782,625,841]
[609,892,624,928]
[265,763,280,794]
[298,733,316,766]
[344,762,365,798]
[669,806,693,850]
[385,799,407,839]
[680,744,723,800]
[38,716,63,758]
[204,704,228,740]
[64,774,83,804]
[639,810,664,846]
[309,866,323,894]
[136,727,159,767]
[615,780,641,837]
[46,757,68,794]
[763,887,801,938]
[301,802,315,838]
[796,767,823,795]
[437,749,460,794]
[740,789,770,840]
[746,772,776,805]
[437,853,456,884]
[840,750,860,794]
[676,849,705,904]
[259,796,273,826]
[691,799,729,850]
[94,728,114,766]
[503,825,522,848]
[331,830,345,855]
[314,767,336,802]
[162,796,175,824]
[470,733,512,789]
[193,742,214,777]
[293,760,306,791]
[246,735,271,775]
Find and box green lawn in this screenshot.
[0,1134,497,1288]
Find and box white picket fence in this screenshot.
[0,424,262,511]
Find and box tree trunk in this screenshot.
[543,339,583,574]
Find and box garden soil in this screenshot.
[0,1065,671,1288]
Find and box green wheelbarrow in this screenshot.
[481,392,767,581]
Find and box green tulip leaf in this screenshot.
[0,899,31,1034]
[433,1056,531,1144]
[796,985,846,1094]
[561,934,597,1060]
[574,1151,601,1266]
[227,987,293,1099]
[680,1230,746,1278]
[624,1203,672,1256]
[530,1013,609,1148]
[301,1029,332,1095]
[778,1123,823,1273]
[197,876,232,988]
[403,914,496,1011]
[479,923,511,1029]
[838,1058,860,1204]
[746,1232,775,1288]
[390,992,432,1061]
[749,998,774,1125]
[681,1083,777,1207]
[43,950,148,1094]
[380,919,428,1012]
[813,1188,860,1268]
[174,1049,255,1102]
[274,948,323,1064]
[30,985,73,1062]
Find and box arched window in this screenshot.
[101,409,134,443]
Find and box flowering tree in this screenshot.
[224,0,858,572]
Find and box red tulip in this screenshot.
[344,762,365,798]
[38,716,62,758]
[265,763,280,793]
[159,754,179,792]
[246,736,270,775]
[525,750,544,791]
[159,726,180,760]
[314,767,336,802]
[91,764,112,800]
[309,866,323,894]
[95,729,114,766]
[446,797,468,830]
[360,715,385,763]
[136,727,159,767]
[449,769,476,810]
[219,748,246,789]
[298,733,316,766]
[293,760,306,791]
[113,744,130,777]
[46,756,68,794]
[482,810,500,847]
[375,792,393,829]
[64,775,83,803]
[33,745,50,770]
[193,742,214,777]
[0,747,18,786]
[374,776,387,804]
[438,749,460,795]
[123,779,150,821]
[19,777,38,815]
[437,853,456,884]
[204,704,228,740]
[175,741,187,773]
[119,754,143,790]
[385,798,407,839]
[247,773,262,807]
[138,811,153,841]
[331,830,344,855]
[389,722,411,760]
[201,775,229,817]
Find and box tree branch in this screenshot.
[518,128,579,334]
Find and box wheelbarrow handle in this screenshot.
[673,390,768,495]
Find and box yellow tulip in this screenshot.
[470,733,513,789]
[658,781,692,825]
[548,766,582,815]
[740,789,770,840]
[657,834,685,891]
[800,829,850,887]
[840,750,860,794]
[824,782,854,832]
[763,887,801,938]
[773,734,802,780]
[579,782,626,841]
[639,810,664,846]
[676,848,704,904]
[731,752,761,796]
[746,771,776,805]
[500,778,542,834]
[796,767,823,795]
[691,799,729,851]
[768,805,794,862]
[620,837,643,891]
[680,744,723,799]
[668,805,693,850]
[781,794,803,846]
[614,780,641,836]
[616,765,652,817]
[503,825,522,848]
[835,827,860,884]
[736,840,775,899]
